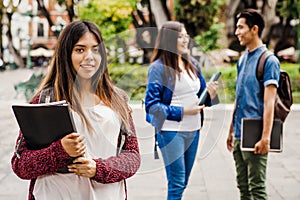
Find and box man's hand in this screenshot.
[254,138,270,154]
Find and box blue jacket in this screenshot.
[145,58,213,131]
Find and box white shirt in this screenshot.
[33,103,125,200]
[161,70,201,131]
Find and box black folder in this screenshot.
[241,118,283,152]
[12,101,76,150]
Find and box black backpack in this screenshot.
[256,50,293,122]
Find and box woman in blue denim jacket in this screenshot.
[144,21,218,200]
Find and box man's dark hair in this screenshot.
[237,8,265,37]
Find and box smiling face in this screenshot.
[235,18,255,48]
[177,28,190,55]
[71,32,102,80]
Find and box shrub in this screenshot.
[108,62,300,104]
[108,63,148,101]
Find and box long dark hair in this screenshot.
[150,21,196,82]
[35,20,130,132]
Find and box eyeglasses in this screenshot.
[178,34,190,40]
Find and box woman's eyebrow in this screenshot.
[74,44,99,47]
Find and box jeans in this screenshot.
[233,140,268,200]
[157,130,200,200]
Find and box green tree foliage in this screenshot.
[276,0,300,46]
[78,0,135,40]
[174,0,225,37]
[194,23,224,51]
[174,0,225,51]
[276,0,299,19]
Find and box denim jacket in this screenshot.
[145,58,213,131]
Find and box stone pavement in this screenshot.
[0,68,300,200]
[127,104,300,200]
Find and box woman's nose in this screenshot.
[85,49,94,59]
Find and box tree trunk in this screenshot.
[261,0,280,47]
[149,0,168,28]
[36,0,56,36]
[0,4,3,64]
[6,12,25,68]
[65,0,75,22]
[225,0,240,38]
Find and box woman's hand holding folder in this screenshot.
[61,133,97,177]
[61,133,86,157]
[68,157,97,178]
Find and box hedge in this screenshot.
[109,62,300,104]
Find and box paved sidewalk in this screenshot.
[127,104,300,200]
[0,69,300,200]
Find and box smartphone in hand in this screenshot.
[198,72,221,105]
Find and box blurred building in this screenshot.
[7,0,71,67]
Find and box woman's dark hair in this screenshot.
[237,8,265,37]
[36,20,130,132]
[150,21,196,82]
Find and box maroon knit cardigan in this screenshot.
[11,94,140,200]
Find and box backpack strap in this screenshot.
[116,122,132,155]
[256,50,274,82]
[15,135,24,159]
[154,129,159,159]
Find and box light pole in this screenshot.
[290,19,300,67]
[22,12,35,69]
[27,36,32,69]
[21,4,36,69]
